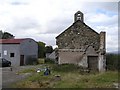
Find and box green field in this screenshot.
[12,64,118,88]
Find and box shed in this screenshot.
[0,38,38,66]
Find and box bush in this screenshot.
[106,53,119,70]
[52,64,80,72]
[37,58,45,64]
[44,58,55,64]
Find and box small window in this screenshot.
[78,14,81,16]
[0,53,1,57]
[4,50,7,55]
[77,17,81,20]
[10,53,14,57]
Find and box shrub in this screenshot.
[44,58,55,64]
[37,58,45,64]
[52,64,80,72]
[106,53,119,70]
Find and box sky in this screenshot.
[0,0,119,52]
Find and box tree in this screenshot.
[0,30,14,39]
[45,45,53,53]
[106,53,119,70]
[0,30,3,39]
[2,32,14,39]
[38,41,46,58]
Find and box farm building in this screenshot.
[0,38,38,66]
[56,11,106,72]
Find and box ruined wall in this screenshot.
[78,46,99,68]
[56,11,106,72]
[98,32,106,72]
[56,21,100,51]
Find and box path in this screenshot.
[2,65,43,88]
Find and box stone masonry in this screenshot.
[56,11,106,72]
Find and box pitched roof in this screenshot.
[0,39,26,44]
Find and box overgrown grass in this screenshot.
[18,68,35,74]
[52,64,80,72]
[12,63,118,88]
[53,71,118,88]
[44,58,55,64]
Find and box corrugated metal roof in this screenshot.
[0,39,26,44]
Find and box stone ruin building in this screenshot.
[56,11,106,72]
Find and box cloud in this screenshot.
[12,17,40,30]
[45,18,72,34]
[10,1,28,5]
[86,13,117,26]
[81,2,118,13]
[107,34,118,52]
[0,0,118,52]
[35,34,58,46]
[0,0,30,5]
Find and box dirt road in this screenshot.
[2,65,42,88]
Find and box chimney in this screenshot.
[100,32,106,50]
[98,31,106,72]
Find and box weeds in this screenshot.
[13,63,118,88]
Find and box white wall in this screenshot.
[0,44,20,66]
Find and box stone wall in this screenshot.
[56,21,100,51]
[56,11,106,72]
[98,32,106,72]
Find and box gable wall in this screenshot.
[56,21,100,51]
[56,12,106,72]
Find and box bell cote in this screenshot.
[74,11,84,22]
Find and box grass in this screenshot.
[12,63,118,88]
[52,64,80,72]
[17,68,35,74]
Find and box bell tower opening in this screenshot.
[74,11,84,22]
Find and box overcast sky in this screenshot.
[0,0,119,52]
